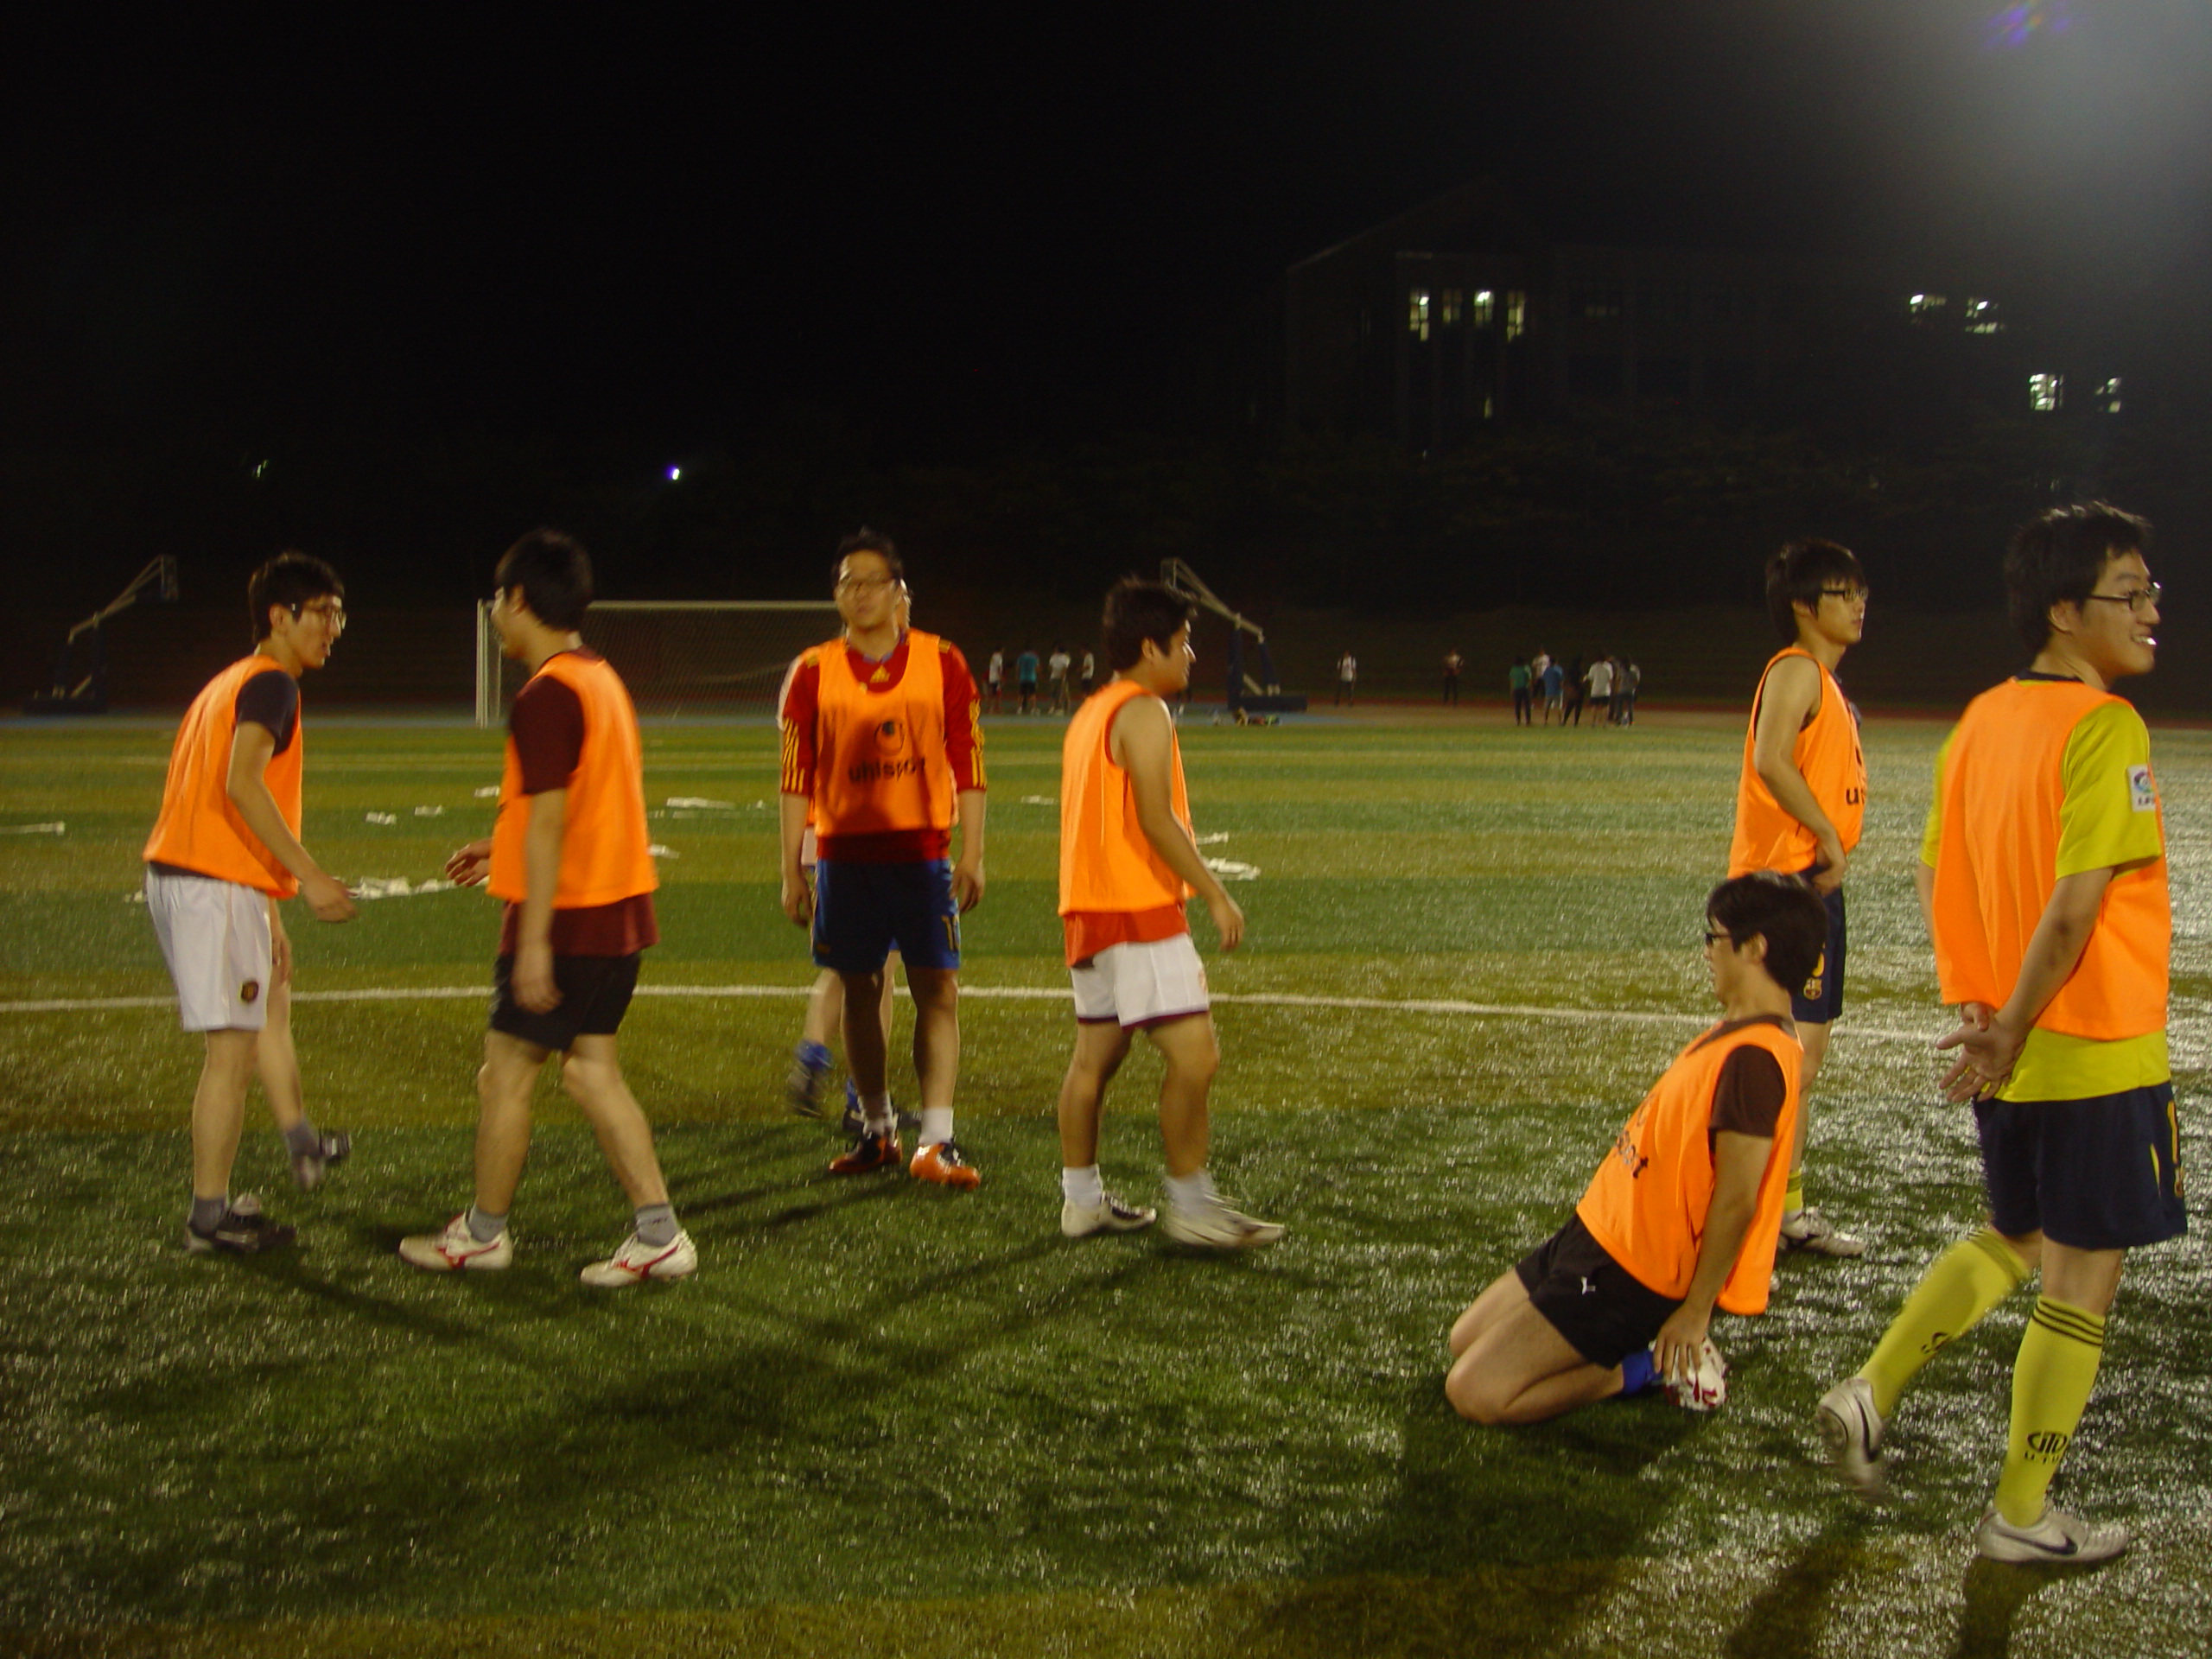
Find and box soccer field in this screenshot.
[3,708,2208,1658]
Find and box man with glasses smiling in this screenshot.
[1819,503,2180,1565]
[144,553,357,1255]
[1728,538,1870,1259]
[779,529,988,1187]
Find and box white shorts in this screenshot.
[1070,934,1210,1029]
[144,868,274,1033]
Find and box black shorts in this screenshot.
[1514,1212,1681,1368]
[1977,1083,2187,1251]
[1792,874,1846,1026]
[490,953,641,1052]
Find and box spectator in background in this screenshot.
[1620,661,1642,725]
[1336,650,1357,707]
[1541,656,1565,724]
[1509,658,1533,726]
[1563,656,1587,727]
[1586,655,1615,728]
[987,648,1005,715]
[1079,646,1096,698]
[1048,643,1073,714]
[1016,645,1040,714]
[1443,649,1464,706]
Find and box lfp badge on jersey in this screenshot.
[2128,764,2157,813]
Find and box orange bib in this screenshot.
[810,632,956,839]
[143,657,304,896]
[1058,679,1194,917]
[1730,648,1866,875]
[488,653,658,909]
[1575,1019,1802,1315]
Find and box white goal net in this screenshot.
[474,600,840,726]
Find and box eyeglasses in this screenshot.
[836,572,897,594]
[294,600,346,632]
[2082,582,2161,613]
[1819,586,1870,604]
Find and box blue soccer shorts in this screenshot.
[812,858,961,974]
[1976,1082,2186,1251]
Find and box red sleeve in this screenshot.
[779,652,820,797]
[941,642,985,791]
[511,675,585,795]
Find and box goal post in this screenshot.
[474,600,840,727]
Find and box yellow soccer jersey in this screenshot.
[1921,695,2168,1101]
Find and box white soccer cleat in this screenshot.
[1781,1207,1866,1257]
[1974,1503,2128,1566]
[1816,1376,1886,1495]
[580,1228,697,1287]
[1664,1337,1729,1412]
[1062,1191,1157,1238]
[398,1213,512,1273]
[1160,1197,1284,1250]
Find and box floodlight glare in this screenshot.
[667,466,682,481]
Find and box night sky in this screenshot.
[10,3,2208,461]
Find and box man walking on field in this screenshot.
[1055,578,1281,1249]
[780,529,988,1187]
[403,529,695,1285]
[1819,504,2179,1565]
[1730,538,1868,1257]
[147,554,358,1254]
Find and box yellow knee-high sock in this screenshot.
[1783,1173,1806,1214]
[1993,1297,2106,1527]
[1859,1227,2029,1416]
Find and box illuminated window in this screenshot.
[1965,297,2005,334]
[1472,289,1495,326]
[2029,372,2063,411]
[1570,287,1623,320]
[1440,289,1462,327]
[1408,289,1431,341]
[1909,293,1948,318]
[1504,292,1526,340]
[1482,395,1494,419]
[2098,377,2122,413]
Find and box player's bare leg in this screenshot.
[1147,1014,1218,1179]
[190,1028,258,1202]
[1782,1019,1860,1255]
[473,1029,543,1217]
[1447,1275,1623,1425]
[1057,1021,1134,1168]
[804,969,842,1051]
[254,976,306,1136]
[560,1034,671,1210]
[904,965,981,1187]
[839,968,890,1103]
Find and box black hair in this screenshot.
[248,552,344,642]
[1101,577,1196,672]
[833,527,903,584]
[1706,871,1830,999]
[1764,539,1866,645]
[2004,502,2152,656]
[494,529,594,632]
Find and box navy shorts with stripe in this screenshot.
[1791,870,1845,1026]
[813,858,962,974]
[1976,1082,2186,1251]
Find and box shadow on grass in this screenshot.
[1719,1514,1874,1656]
[1953,1555,2084,1658]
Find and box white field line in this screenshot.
[0,982,1951,1044]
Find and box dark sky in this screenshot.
[6,3,2209,454]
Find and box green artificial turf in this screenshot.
[3,709,2209,1657]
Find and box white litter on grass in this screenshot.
[648,843,678,859]
[665,796,736,810]
[1194,831,1230,846]
[124,890,146,904]
[473,785,499,798]
[365,811,398,825]
[349,877,458,900]
[412,804,444,817]
[1020,795,1057,806]
[1205,857,1261,881]
[2,822,65,836]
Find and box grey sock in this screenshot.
[283,1121,321,1157]
[465,1205,507,1243]
[634,1203,678,1248]
[189,1195,228,1234]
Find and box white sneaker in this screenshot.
[399,1213,512,1272]
[1663,1338,1729,1412]
[1816,1376,1886,1495]
[580,1229,697,1287]
[1974,1503,2128,1565]
[1160,1197,1284,1249]
[1062,1191,1156,1238]
[1782,1207,1866,1257]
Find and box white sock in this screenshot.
[1062,1165,1103,1205]
[920,1107,955,1146]
[1165,1169,1216,1211]
[862,1092,896,1135]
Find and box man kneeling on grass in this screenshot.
[1446,872,1828,1423]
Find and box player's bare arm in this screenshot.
[952,789,987,912]
[446,837,493,887]
[515,785,567,1013]
[1938,865,2124,1099]
[226,720,355,922]
[1751,655,1847,892]
[778,793,813,926]
[1650,1128,1770,1382]
[1113,694,1243,951]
